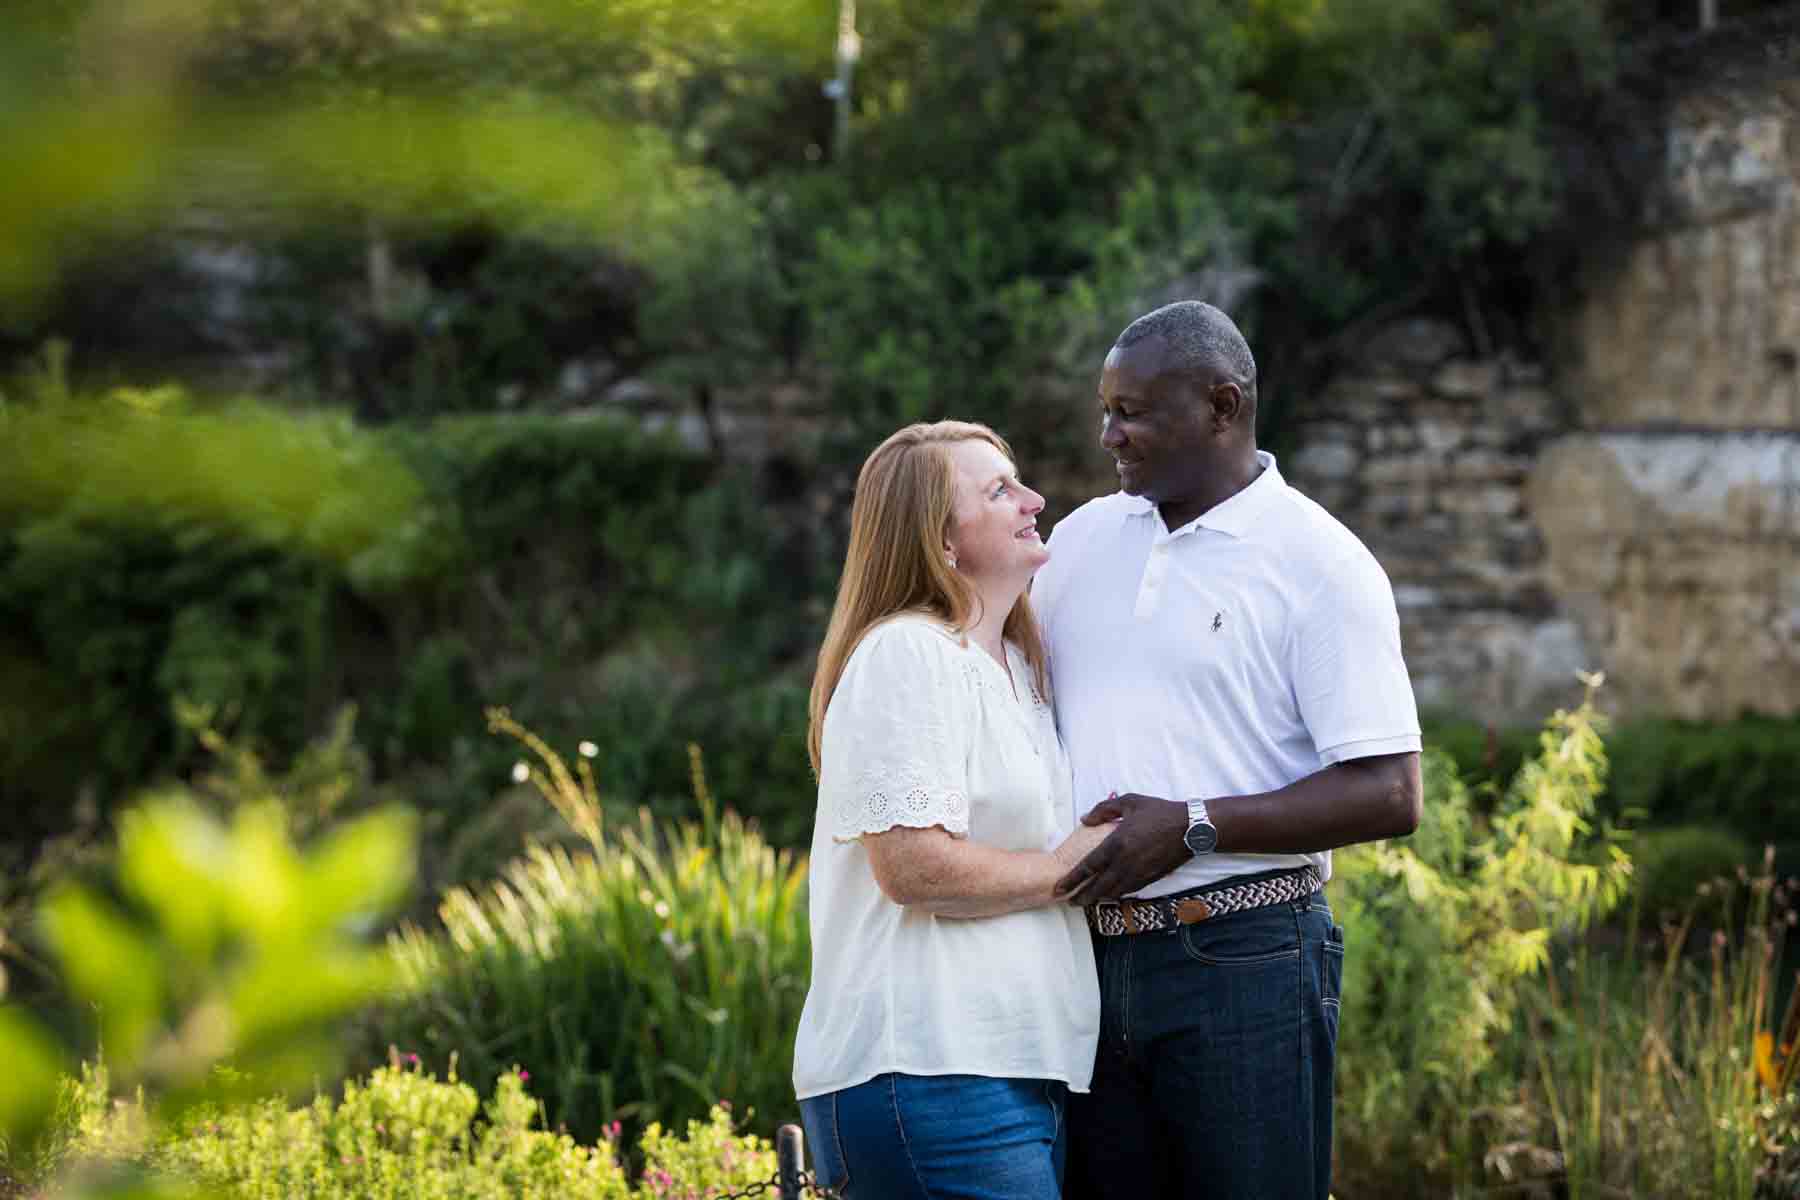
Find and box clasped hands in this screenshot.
[1051,792,1193,904]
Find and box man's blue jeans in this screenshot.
[800,1073,1068,1199]
[1065,889,1345,1199]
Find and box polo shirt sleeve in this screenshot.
[826,621,974,843]
[1290,549,1422,767]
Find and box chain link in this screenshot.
[702,1165,842,1194]
[706,1169,845,1199]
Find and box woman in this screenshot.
[793,421,1109,1199]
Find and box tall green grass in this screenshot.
[379,711,810,1143]
[1512,850,1800,1199]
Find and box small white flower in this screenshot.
[660,929,696,962]
[654,900,671,919]
[511,761,531,783]
[578,741,598,759]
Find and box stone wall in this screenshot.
[1285,67,1800,722]
[1283,324,1586,719]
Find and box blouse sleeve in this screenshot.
[825,620,973,844]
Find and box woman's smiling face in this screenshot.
[944,438,1049,589]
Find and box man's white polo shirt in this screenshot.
[1032,451,1420,898]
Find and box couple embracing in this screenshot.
[792,301,1424,1199]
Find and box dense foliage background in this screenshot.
[3,1,1799,1196]
[6,0,1797,896]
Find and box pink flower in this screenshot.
[518,1069,531,1082]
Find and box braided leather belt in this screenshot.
[1085,865,1322,937]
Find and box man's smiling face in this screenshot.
[1097,337,1215,507]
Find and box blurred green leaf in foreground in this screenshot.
[0,793,417,1197]
[0,0,832,314]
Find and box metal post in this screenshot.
[777,1124,807,1199]
[1700,0,1717,30]
[831,0,860,160]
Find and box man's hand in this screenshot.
[1052,792,1190,902]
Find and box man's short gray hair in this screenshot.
[1115,301,1257,402]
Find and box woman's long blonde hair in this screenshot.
[806,420,1050,774]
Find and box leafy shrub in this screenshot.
[1332,682,1631,1195]
[19,1061,783,1200]
[0,376,443,853]
[0,379,821,889]
[154,1064,636,1199]
[1630,824,1758,922]
[374,718,809,1145]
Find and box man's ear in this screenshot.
[1209,380,1246,433]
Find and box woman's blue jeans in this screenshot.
[799,1073,1068,1199]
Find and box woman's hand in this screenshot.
[1051,818,1119,895]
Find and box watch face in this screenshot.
[1184,822,1217,855]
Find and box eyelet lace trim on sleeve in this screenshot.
[832,784,970,843]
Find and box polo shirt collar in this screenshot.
[1123,450,1283,539]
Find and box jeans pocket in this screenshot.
[1177,906,1302,967]
[1321,923,1346,1043]
[799,1092,851,1192]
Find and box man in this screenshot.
[1030,301,1422,1199]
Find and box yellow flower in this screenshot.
[1754,1030,1781,1093]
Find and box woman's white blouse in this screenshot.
[792,615,1099,1100]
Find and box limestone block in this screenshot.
[1529,431,1799,717]
[1531,432,1793,539]
[1415,413,1466,457]
[1430,360,1501,399]
[1437,483,1522,519]
[1369,378,1427,402]
[1527,438,1648,543]
[1289,439,1360,481]
[1364,483,1433,520]
[1571,212,1800,429]
[1392,584,1440,612]
[1367,425,1421,454]
[1664,112,1789,225]
[1362,454,1440,487]
[1444,448,1532,484]
[1362,319,1467,369]
[1401,612,1595,721]
[1490,386,1563,435]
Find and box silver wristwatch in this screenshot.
[1184,798,1218,855]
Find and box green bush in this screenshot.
[0,382,821,885]
[373,720,809,1145]
[23,1061,782,1200]
[1629,824,1758,922]
[1606,715,1800,843]
[1332,683,1631,1195]
[1425,712,1800,851]
[154,1065,643,1199]
[0,377,444,853]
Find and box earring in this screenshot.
[946,552,958,570]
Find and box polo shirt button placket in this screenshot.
[1135,540,1170,619]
